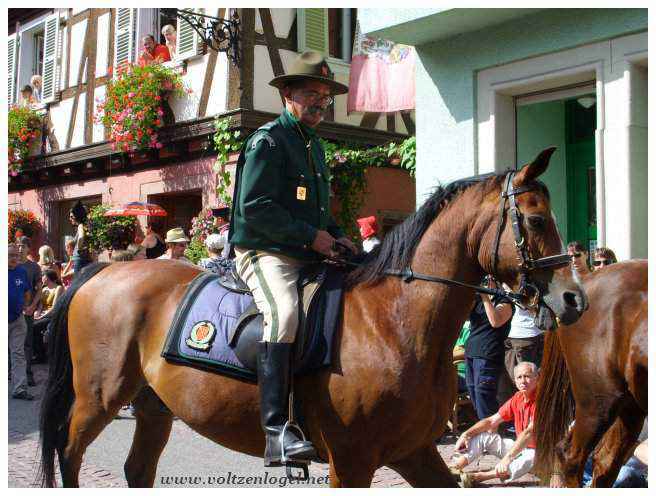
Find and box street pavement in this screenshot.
[9,363,539,488]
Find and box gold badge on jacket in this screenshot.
[297,186,307,201]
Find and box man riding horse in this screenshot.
[228,50,358,466]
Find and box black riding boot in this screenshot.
[257,341,316,466]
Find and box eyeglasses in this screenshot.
[593,259,613,266]
[570,252,582,259]
[297,90,333,106]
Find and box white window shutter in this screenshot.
[8,33,18,104]
[176,8,203,60]
[42,13,61,103]
[297,8,329,55]
[114,8,136,69]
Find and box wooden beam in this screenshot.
[386,113,396,132]
[400,112,415,135]
[360,112,381,129]
[197,8,224,118]
[259,8,285,106]
[65,8,72,90]
[254,33,296,51]
[239,8,256,109]
[105,8,116,140]
[84,9,98,145]
[65,16,92,148]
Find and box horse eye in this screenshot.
[527,215,546,231]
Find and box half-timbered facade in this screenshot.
[8,8,415,257]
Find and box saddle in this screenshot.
[161,263,344,382]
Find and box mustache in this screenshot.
[305,105,327,115]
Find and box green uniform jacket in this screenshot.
[229,109,344,261]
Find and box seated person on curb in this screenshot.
[229,50,357,467]
[451,361,539,486]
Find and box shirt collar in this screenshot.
[281,108,316,138]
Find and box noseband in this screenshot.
[490,172,571,308]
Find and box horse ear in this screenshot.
[513,146,557,186]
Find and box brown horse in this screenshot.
[533,260,647,487]
[39,148,586,488]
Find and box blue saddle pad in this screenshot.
[161,271,341,383]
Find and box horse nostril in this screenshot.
[563,291,578,309]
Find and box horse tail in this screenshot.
[38,263,110,487]
[533,330,575,484]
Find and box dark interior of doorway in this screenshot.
[565,95,596,254]
[147,190,203,239]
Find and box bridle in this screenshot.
[488,171,571,308]
[336,171,571,310]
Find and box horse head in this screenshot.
[478,147,588,330]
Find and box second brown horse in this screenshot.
[534,260,647,487]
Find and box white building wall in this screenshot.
[204,53,229,118]
[69,19,87,86]
[49,97,73,148]
[93,84,106,142]
[95,12,111,78]
[475,31,647,260]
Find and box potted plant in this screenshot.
[8,106,42,176]
[86,204,137,254]
[9,209,41,241]
[95,62,190,154]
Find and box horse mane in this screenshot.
[533,331,575,484]
[346,172,505,288]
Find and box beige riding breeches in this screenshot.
[235,248,309,343]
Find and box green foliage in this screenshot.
[185,237,208,264]
[386,136,416,177]
[213,116,243,206]
[322,136,416,239]
[87,205,137,253]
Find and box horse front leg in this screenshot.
[326,448,379,487]
[387,443,459,488]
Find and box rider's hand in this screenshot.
[312,230,337,258]
[335,237,359,255]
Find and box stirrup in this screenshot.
[280,420,312,464]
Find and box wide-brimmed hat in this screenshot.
[165,227,189,244]
[357,216,379,240]
[211,204,230,217]
[269,50,349,95]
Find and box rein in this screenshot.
[335,171,571,308]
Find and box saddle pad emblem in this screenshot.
[186,321,217,351]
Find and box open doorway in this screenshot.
[516,84,597,256]
[147,190,202,240]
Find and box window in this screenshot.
[157,8,178,46]
[328,9,356,62]
[298,8,357,63]
[8,12,60,105]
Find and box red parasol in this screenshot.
[103,202,168,217]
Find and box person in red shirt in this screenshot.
[138,35,171,66]
[450,361,539,486]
